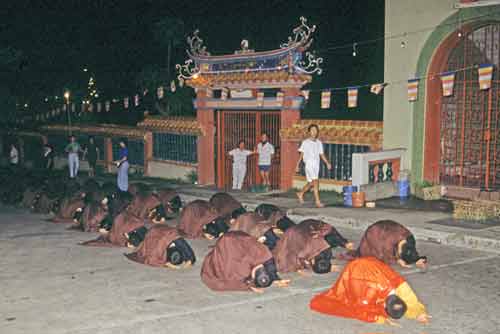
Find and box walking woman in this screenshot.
[115,139,129,192]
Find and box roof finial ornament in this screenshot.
[187,29,210,57]
[280,16,316,49]
[295,51,323,75]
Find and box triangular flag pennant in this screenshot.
[347,87,358,108]
[440,72,455,97]
[134,94,140,106]
[97,102,102,113]
[478,64,494,90]
[221,88,228,100]
[407,79,419,102]
[157,86,164,99]
[257,92,264,106]
[124,97,129,109]
[170,80,176,93]
[301,90,310,100]
[321,91,331,109]
[276,92,284,106]
[370,83,387,95]
[105,101,111,112]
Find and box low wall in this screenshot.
[292,176,350,192]
[148,160,196,180]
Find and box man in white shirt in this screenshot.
[295,124,332,208]
[256,133,275,190]
[228,140,255,190]
[10,144,19,166]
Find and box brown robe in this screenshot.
[229,212,274,239]
[81,202,109,232]
[80,211,145,247]
[126,193,161,219]
[201,231,273,292]
[125,225,181,266]
[177,200,220,239]
[53,196,85,223]
[357,220,412,264]
[209,192,242,217]
[156,189,179,208]
[272,219,334,273]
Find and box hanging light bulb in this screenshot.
[352,43,358,57]
[458,30,463,38]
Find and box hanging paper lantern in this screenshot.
[71,103,75,113]
[321,91,331,109]
[407,79,419,102]
[170,80,177,93]
[134,94,139,106]
[105,101,111,112]
[97,102,102,113]
[221,88,228,100]
[88,103,94,112]
[478,64,494,90]
[276,92,284,106]
[440,72,455,97]
[301,90,310,100]
[157,86,164,99]
[62,104,67,111]
[347,87,358,108]
[124,97,129,109]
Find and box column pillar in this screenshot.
[280,88,302,190]
[196,89,216,186]
[143,132,153,176]
[104,137,113,173]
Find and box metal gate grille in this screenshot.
[440,24,500,190]
[217,111,281,190]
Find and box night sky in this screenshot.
[1,0,385,122]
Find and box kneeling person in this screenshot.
[201,231,289,292]
[126,225,195,268]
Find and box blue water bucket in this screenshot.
[397,180,410,198]
[343,185,358,207]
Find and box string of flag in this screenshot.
[301,63,494,110]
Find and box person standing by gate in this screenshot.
[295,124,332,208]
[86,137,99,177]
[256,133,275,191]
[229,140,255,191]
[115,139,129,192]
[65,136,83,179]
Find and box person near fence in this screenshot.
[228,140,255,191]
[115,139,129,192]
[43,144,54,170]
[9,143,19,167]
[65,136,83,178]
[86,137,99,177]
[256,133,275,190]
[295,124,332,208]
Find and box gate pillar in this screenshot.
[280,88,302,190]
[196,89,216,186]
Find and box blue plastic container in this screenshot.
[397,180,410,198]
[343,185,358,207]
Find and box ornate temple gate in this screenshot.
[439,24,500,191]
[178,17,322,190]
[217,110,281,189]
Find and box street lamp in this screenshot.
[64,91,72,135]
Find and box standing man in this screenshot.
[256,133,275,191]
[86,137,99,177]
[295,124,332,208]
[228,140,254,191]
[43,144,55,170]
[114,139,129,192]
[9,143,19,168]
[65,136,82,178]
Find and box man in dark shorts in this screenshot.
[256,133,275,190]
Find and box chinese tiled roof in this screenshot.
[280,120,383,147]
[187,71,311,87]
[137,116,201,135]
[41,124,147,139]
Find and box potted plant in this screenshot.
[414,181,442,200]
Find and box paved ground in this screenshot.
[1,202,499,334]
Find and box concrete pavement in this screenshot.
[1,203,499,334]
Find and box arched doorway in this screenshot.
[425,23,500,191]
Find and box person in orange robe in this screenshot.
[310,257,430,326]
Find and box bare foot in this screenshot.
[330,264,341,272]
[296,192,304,204]
[273,279,291,288]
[250,287,264,294]
[297,269,311,277]
[315,202,325,208]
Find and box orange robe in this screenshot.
[310,257,424,323]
